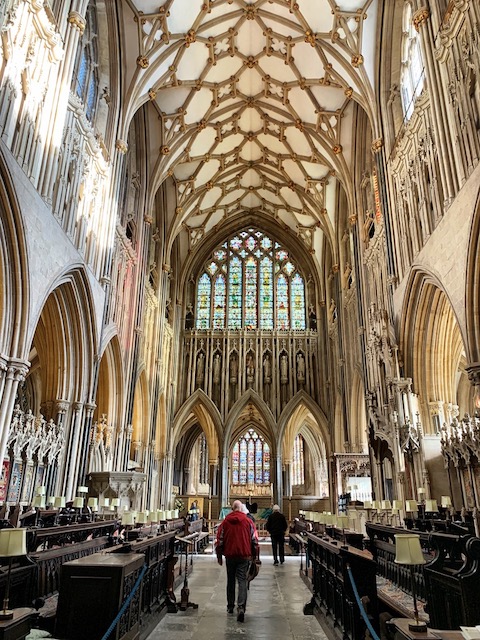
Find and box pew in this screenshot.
[305,531,379,640]
[365,523,431,623]
[183,518,209,553]
[423,532,480,629]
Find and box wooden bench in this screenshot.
[365,523,432,625]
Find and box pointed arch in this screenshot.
[465,188,480,363]
[95,334,125,428]
[131,368,150,444]
[223,389,277,457]
[28,267,97,409]
[172,389,222,461]
[0,149,30,358]
[277,391,330,453]
[400,268,468,427]
[349,370,368,452]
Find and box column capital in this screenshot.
[466,363,480,386]
[68,11,86,34]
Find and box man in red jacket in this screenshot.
[216,500,259,622]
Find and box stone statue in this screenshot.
[280,354,288,382]
[308,305,317,331]
[246,353,255,384]
[213,353,221,384]
[196,352,205,385]
[230,354,238,384]
[263,354,271,382]
[297,352,305,382]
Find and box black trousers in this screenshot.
[270,534,285,563]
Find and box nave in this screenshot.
[145,550,326,640]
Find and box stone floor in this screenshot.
[145,548,328,640]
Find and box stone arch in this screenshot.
[465,188,480,364]
[349,369,368,452]
[172,389,222,462]
[131,368,150,446]
[27,268,97,413]
[223,389,277,458]
[400,268,468,430]
[0,149,29,358]
[178,211,326,312]
[95,334,124,429]
[277,391,330,456]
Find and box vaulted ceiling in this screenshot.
[121,0,379,257]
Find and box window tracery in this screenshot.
[232,428,270,485]
[292,434,305,486]
[196,229,306,330]
[72,3,99,122]
[401,3,426,121]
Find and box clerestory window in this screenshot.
[400,3,426,121]
[72,3,99,122]
[196,228,306,330]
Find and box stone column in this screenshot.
[65,401,84,499]
[0,359,29,465]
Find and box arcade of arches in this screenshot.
[1,0,480,524]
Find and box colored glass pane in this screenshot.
[245,256,257,329]
[213,275,226,328]
[291,273,306,329]
[207,261,218,275]
[232,443,239,484]
[276,249,288,262]
[214,249,226,261]
[196,274,211,329]
[284,261,295,276]
[247,440,255,483]
[261,236,272,250]
[239,440,247,484]
[255,440,263,483]
[228,256,242,329]
[246,236,256,252]
[260,256,273,329]
[230,236,242,250]
[276,274,289,329]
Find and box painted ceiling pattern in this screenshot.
[123,0,378,253]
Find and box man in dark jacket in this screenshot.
[216,500,259,622]
[266,504,288,565]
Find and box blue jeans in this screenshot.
[225,557,249,611]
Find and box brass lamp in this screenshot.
[0,529,27,620]
[394,534,427,632]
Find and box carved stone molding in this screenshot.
[68,11,86,35]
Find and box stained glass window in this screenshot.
[231,429,271,486]
[197,274,211,329]
[291,274,306,329]
[213,275,226,329]
[195,229,306,330]
[292,434,305,486]
[276,274,289,329]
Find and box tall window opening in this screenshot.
[292,434,305,486]
[196,228,306,330]
[72,3,99,122]
[232,429,270,485]
[400,3,425,121]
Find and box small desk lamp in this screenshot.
[0,528,27,619]
[394,534,427,632]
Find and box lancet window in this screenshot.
[196,229,306,330]
[400,3,425,121]
[72,3,99,122]
[232,429,270,485]
[292,434,305,486]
